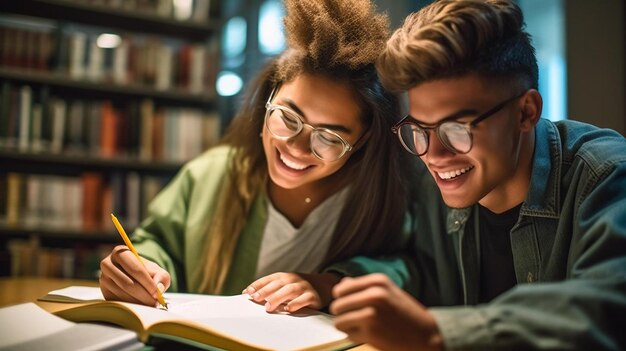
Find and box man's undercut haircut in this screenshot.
[377,0,538,92]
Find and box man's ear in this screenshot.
[519,89,542,131]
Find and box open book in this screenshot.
[38,286,353,351]
[0,303,143,351]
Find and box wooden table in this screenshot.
[0,277,99,307]
[0,277,379,351]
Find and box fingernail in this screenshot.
[265,301,271,311]
[252,292,260,300]
[157,282,165,293]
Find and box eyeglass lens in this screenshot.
[397,121,472,156]
[266,107,347,161]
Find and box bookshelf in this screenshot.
[0,0,222,279]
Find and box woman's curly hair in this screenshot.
[276,0,390,79]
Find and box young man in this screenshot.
[329,1,626,350]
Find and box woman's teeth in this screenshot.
[280,154,308,170]
[437,166,473,180]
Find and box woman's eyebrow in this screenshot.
[278,98,353,134]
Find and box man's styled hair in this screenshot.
[197,0,412,294]
[377,0,539,92]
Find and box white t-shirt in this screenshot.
[255,187,350,279]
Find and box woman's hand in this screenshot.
[243,272,342,313]
[99,245,171,307]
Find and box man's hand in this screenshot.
[330,273,444,351]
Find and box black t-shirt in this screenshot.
[477,203,522,303]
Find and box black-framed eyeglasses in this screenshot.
[391,92,525,156]
[264,87,359,162]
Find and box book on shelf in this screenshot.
[1,27,218,95]
[39,286,355,351]
[1,171,169,234]
[6,236,113,279]
[0,84,220,161]
[0,302,144,351]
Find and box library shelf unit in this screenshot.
[0,67,215,107]
[0,150,183,175]
[0,0,221,279]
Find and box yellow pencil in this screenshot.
[110,213,167,309]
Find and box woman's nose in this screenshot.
[285,128,312,155]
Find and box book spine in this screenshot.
[189,45,206,94]
[69,32,87,79]
[155,45,173,90]
[31,99,45,153]
[100,101,118,157]
[0,81,12,148]
[112,38,130,84]
[139,99,154,160]
[81,172,104,230]
[6,173,23,226]
[87,38,105,81]
[50,98,67,153]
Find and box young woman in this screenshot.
[99,0,413,310]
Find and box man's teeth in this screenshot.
[438,167,473,180]
[280,154,308,170]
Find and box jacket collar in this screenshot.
[521,119,561,218]
[445,119,562,234]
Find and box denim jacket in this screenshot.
[330,119,626,350]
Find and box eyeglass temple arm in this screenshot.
[471,92,525,126]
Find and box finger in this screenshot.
[101,274,155,306]
[333,306,376,338]
[253,279,289,303]
[285,291,320,312]
[153,275,169,297]
[243,273,283,296]
[107,249,147,285]
[111,249,154,288]
[330,285,388,315]
[332,273,391,299]
[100,254,135,287]
[145,261,171,295]
[264,283,305,312]
[100,276,140,304]
[100,274,150,305]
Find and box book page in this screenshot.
[0,303,143,351]
[42,286,106,302]
[0,303,74,348]
[161,294,349,350]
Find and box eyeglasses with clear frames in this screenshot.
[391,92,525,156]
[264,87,360,162]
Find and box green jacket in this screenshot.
[132,145,409,295]
[331,119,626,350]
[132,146,269,295]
